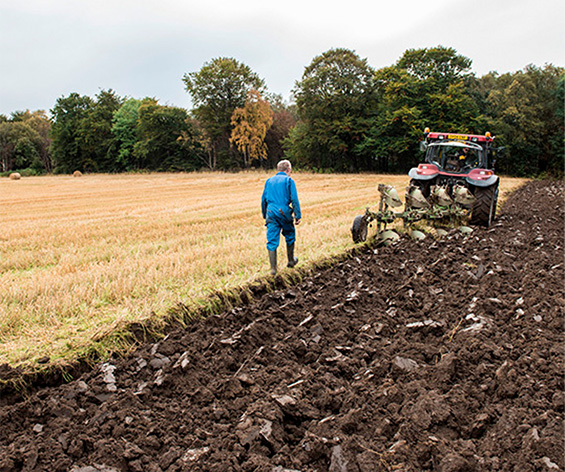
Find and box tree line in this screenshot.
[1,46,563,177]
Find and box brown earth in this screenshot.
[0,180,563,472]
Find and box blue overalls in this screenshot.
[261,171,301,251]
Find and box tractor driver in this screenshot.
[447,147,474,171]
[456,147,479,169]
[261,160,302,275]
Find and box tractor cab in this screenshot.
[420,130,497,172]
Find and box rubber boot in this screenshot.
[287,243,298,268]
[268,250,277,275]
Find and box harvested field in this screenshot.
[0,172,421,366]
[0,179,562,471]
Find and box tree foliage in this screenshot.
[230,90,273,167]
[112,98,144,171]
[133,101,203,171]
[50,93,94,173]
[75,89,123,172]
[183,57,266,168]
[264,95,297,169]
[2,47,561,177]
[473,65,564,176]
[0,110,52,173]
[49,91,205,174]
[397,46,473,85]
[362,47,479,172]
[287,48,378,171]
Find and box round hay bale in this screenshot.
[9,172,21,180]
[73,170,83,177]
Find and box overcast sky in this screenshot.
[1,0,563,116]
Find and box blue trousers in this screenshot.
[265,210,295,251]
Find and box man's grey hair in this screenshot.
[277,160,292,172]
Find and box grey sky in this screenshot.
[1,0,563,116]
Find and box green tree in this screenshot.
[230,89,273,167]
[50,93,93,173]
[133,101,203,171]
[0,121,43,172]
[183,57,266,169]
[8,110,52,172]
[77,89,123,172]
[286,48,378,171]
[112,98,144,171]
[363,46,479,172]
[397,46,473,85]
[474,64,564,176]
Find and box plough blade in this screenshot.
[453,185,476,208]
[431,186,453,207]
[378,184,403,208]
[405,185,429,209]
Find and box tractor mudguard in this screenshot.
[408,167,438,181]
[465,174,499,188]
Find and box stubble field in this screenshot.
[0,172,526,369]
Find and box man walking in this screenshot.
[261,160,302,275]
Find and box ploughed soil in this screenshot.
[0,180,563,472]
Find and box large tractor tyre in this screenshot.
[470,183,499,227]
[409,179,432,198]
[351,215,368,243]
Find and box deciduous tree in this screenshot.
[0,121,43,172]
[78,89,123,172]
[265,95,297,168]
[112,98,144,171]
[287,48,377,171]
[183,57,266,169]
[7,110,52,172]
[50,93,93,173]
[230,90,273,167]
[473,64,564,176]
[133,101,203,171]
[363,47,478,172]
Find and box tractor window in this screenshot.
[427,144,480,173]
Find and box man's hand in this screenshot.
[295,218,301,225]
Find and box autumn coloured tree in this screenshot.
[230,90,273,167]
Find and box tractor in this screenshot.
[351,129,503,244]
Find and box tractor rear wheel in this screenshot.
[351,215,368,243]
[470,183,499,227]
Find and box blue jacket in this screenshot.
[261,172,301,222]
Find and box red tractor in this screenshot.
[351,130,503,243]
[411,129,501,227]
